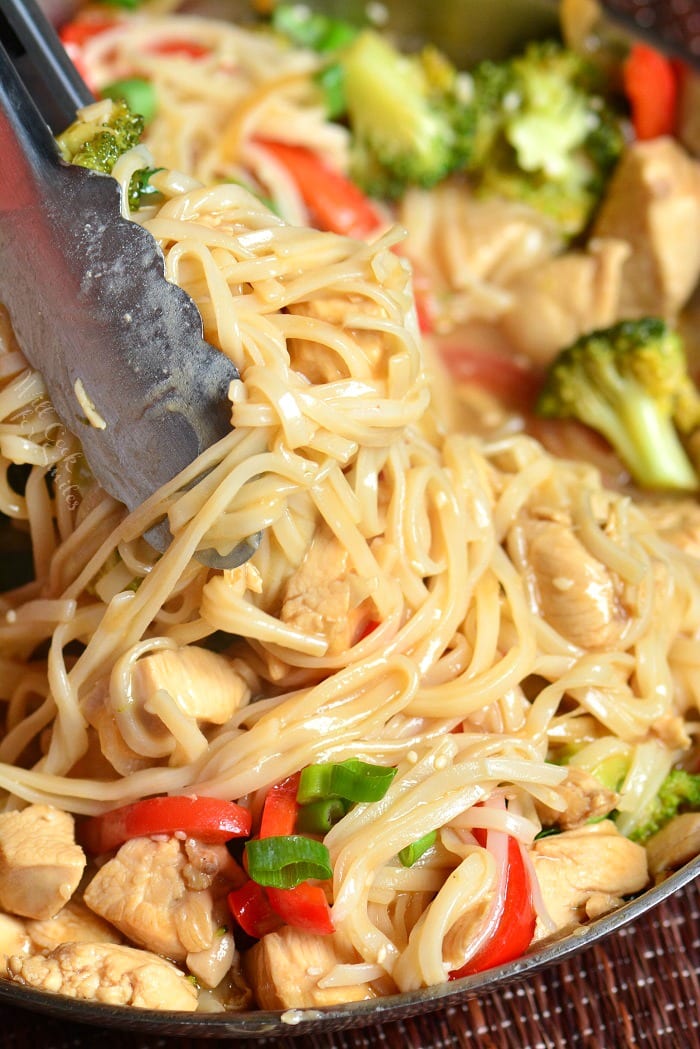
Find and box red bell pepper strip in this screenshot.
[59,16,118,87]
[439,343,544,412]
[267,882,335,935]
[258,772,301,839]
[227,880,284,939]
[623,43,678,141]
[449,835,535,978]
[256,140,383,239]
[148,40,210,59]
[80,795,252,854]
[230,773,336,937]
[59,16,118,50]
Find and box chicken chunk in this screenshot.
[131,645,250,727]
[535,767,619,830]
[26,899,122,952]
[499,238,629,364]
[0,913,30,977]
[244,926,375,1010]
[280,528,369,653]
[83,646,250,774]
[83,836,235,962]
[0,806,85,920]
[398,182,562,331]
[593,138,700,317]
[645,812,700,878]
[513,514,628,649]
[5,941,198,1011]
[531,820,648,936]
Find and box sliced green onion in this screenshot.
[315,63,346,118]
[272,6,359,53]
[296,797,349,834]
[398,830,437,868]
[102,77,157,124]
[297,759,397,805]
[245,835,332,889]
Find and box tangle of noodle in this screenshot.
[0,10,698,1012]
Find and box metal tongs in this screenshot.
[0,0,256,567]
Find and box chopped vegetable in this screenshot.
[463,41,625,236]
[398,830,437,867]
[126,166,164,211]
[623,43,678,141]
[259,772,300,838]
[101,77,157,124]
[536,318,700,491]
[297,758,397,804]
[59,15,118,51]
[227,773,336,937]
[56,97,158,211]
[227,880,283,939]
[628,770,700,844]
[449,836,535,977]
[340,29,473,199]
[57,98,143,174]
[245,835,333,888]
[148,40,210,59]
[271,4,359,53]
[80,795,252,854]
[266,882,335,936]
[256,141,383,238]
[439,343,543,410]
[296,797,350,833]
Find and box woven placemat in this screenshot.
[0,875,696,1049]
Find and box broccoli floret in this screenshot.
[628,770,700,844]
[56,99,160,211]
[464,41,624,236]
[57,98,144,174]
[340,29,473,199]
[536,318,700,492]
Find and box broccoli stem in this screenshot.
[611,393,698,491]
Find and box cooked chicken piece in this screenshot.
[645,812,700,878]
[513,514,628,649]
[499,237,629,364]
[83,646,250,774]
[82,680,167,777]
[84,836,235,962]
[535,767,618,830]
[287,294,388,384]
[280,528,369,653]
[6,941,198,1011]
[244,926,375,1010]
[398,182,561,330]
[593,138,700,317]
[131,645,250,727]
[531,820,648,936]
[26,899,122,952]
[0,913,30,977]
[0,806,85,920]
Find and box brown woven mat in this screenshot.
[0,876,696,1049]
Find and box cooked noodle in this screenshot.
[0,7,698,1011]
